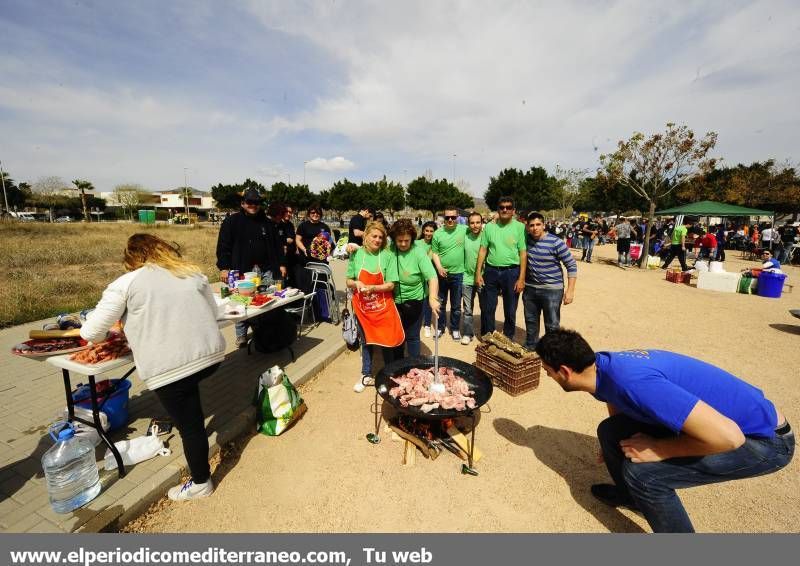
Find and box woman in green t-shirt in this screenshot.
[415,221,438,336]
[346,221,403,393]
[390,219,440,360]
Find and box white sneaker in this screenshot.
[423,326,431,338]
[168,478,214,501]
[460,335,472,345]
[354,376,374,393]
[436,329,444,338]
[452,331,461,341]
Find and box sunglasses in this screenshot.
[244,200,260,205]
[498,205,514,211]
[309,210,321,215]
[444,215,457,220]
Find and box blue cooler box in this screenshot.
[71,378,132,432]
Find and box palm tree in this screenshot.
[180,186,192,219]
[72,179,94,222]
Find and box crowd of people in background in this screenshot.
[207,188,795,531]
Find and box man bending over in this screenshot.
[535,328,793,533]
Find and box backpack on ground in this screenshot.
[251,309,297,353]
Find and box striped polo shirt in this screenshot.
[525,232,578,289]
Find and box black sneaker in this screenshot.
[590,484,639,511]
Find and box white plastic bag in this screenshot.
[103,432,171,470]
[60,407,109,447]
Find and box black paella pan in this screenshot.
[374,355,493,420]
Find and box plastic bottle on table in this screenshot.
[252,264,262,287]
[41,422,101,513]
[264,270,273,287]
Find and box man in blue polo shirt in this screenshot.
[535,329,793,533]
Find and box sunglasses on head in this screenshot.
[498,205,513,211]
[444,215,457,220]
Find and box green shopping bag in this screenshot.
[738,276,757,294]
[254,372,306,436]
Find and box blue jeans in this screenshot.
[715,243,726,261]
[778,245,792,265]
[461,284,483,338]
[522,286,563,350]
[357,319,394,377]
[422,300,433,326]
[580,236,595,261]
[234,321,248,340]
[437,273,463,334]
[598,414,794,533]
[480,265,520,339]
[393,300,424,359]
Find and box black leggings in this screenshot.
[153,363,220,484]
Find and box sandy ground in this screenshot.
[125,245,800,533]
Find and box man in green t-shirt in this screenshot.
[475,196,527,339]
[432,206,468,340]
[460,212,484,345]
[661,217,693,271]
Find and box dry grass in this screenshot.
[0,221,220,329]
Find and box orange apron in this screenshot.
[353,252,405,348]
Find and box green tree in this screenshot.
[552,166,587,219]
[113,183,150,220]
[377,177,406,219]
[407,176,473,219]
[211,178,267,210]
[600,123,719,267]
[31,176,70,221]
[0,173,33,212]
[484,166,558,212]
[325,179,360,224]
[178,185,192,217]
[71,179,94,222]
[268,182,314,212]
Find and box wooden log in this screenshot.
[388,425,431,458]
[446,426,483,462]
[402,440,416,466]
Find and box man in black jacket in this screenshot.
[216,188,286,346]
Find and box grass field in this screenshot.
[0,221,220,329]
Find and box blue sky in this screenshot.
[1,0,798,197]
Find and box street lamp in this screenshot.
[452,154,457,181]
[303,161,309,185]
[183,168,189,217]
[0,161,9,215]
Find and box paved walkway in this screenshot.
[0,262,347,533]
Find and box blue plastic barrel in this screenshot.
[757,271,787,299]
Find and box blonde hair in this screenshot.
[363,221,388,251]
[123,233,202,278]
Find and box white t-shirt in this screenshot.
[762,228,775,242]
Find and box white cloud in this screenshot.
[2,1,798,196]
[247,0,800,190]
[305,157,356,172]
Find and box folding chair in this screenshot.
[284,291,317,339]
[304,262,341,324]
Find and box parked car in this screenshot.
[10,212,36,222]
[55,216,72,223]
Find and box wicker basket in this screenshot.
[475,343,541,396]
[666,269,691,284]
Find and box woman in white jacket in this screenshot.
[81,234,226,501]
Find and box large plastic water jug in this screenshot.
[41,423,101,513]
